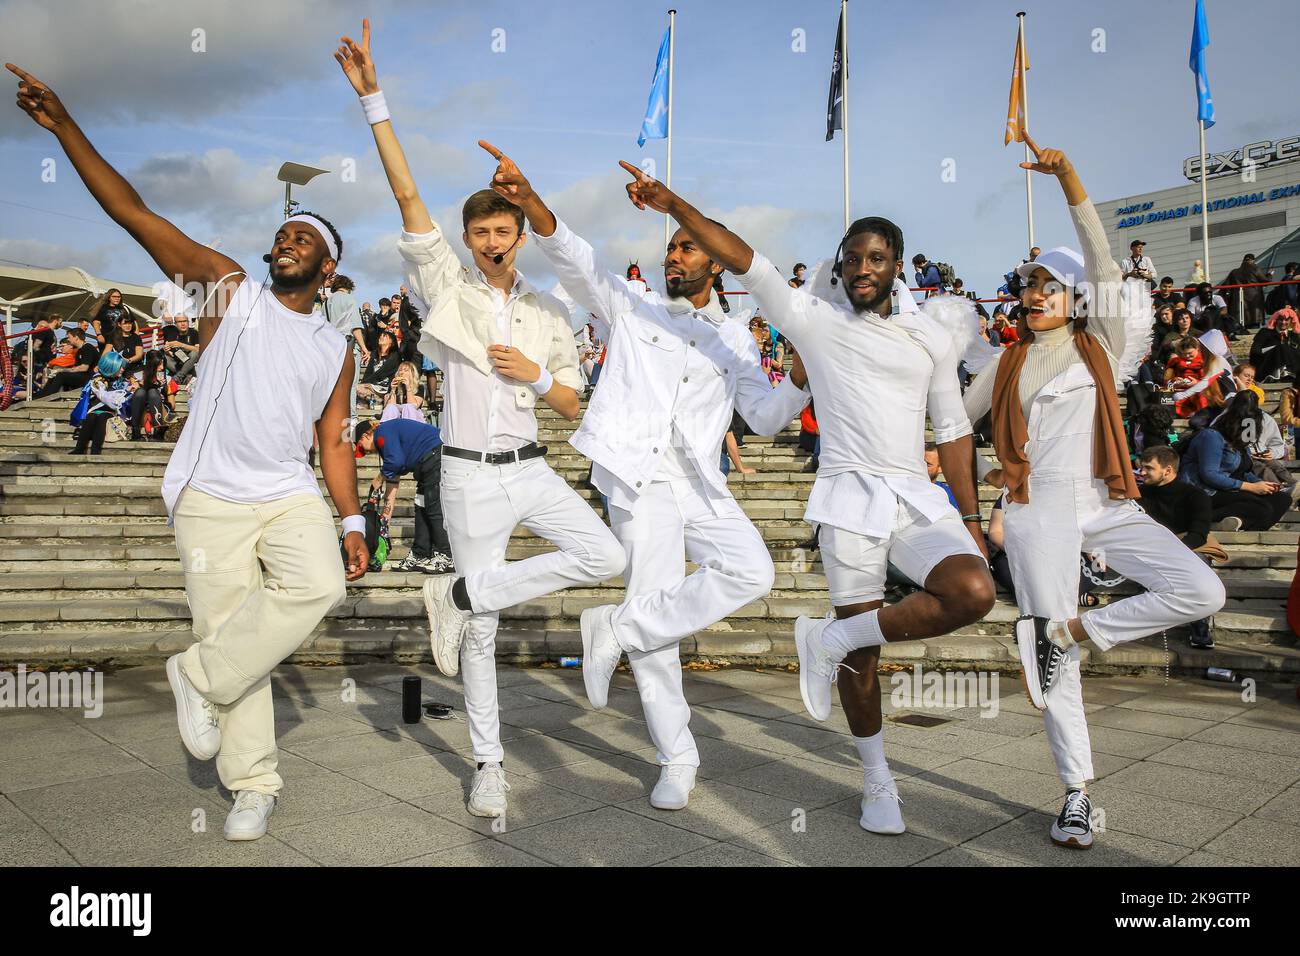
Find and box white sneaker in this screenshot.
[580,604,623,709]
[859,772,905,835]
[424,576,470,677]
[650,764,697,810]
[795,614,850,722]
[165,653,220,760]
[467,762,511,818]
[224,791,275,841]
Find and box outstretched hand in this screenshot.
[1018,134,1073,177]
[7,64,68,131]
[334,19,380,97]
[618,160,673,213]
[479,140,535,206]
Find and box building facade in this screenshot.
[1095,135,1300,289]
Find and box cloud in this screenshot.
[0,0,444,140]
[0,237,110,274]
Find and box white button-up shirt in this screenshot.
[736,253,972,538]
[534,218,810,514]
[398,224,583,453]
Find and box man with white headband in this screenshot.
[961,136,1225,850]
[335,23,625,819]
[605,164,997,837]
[8,63,368,843]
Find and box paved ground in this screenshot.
[2,661,1298,867]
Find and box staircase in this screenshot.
[3,336,1298,678]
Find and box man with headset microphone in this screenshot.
[481,143,813,811]
[605,163,996,834]
[9,63,368,843]
[336,23,625,820]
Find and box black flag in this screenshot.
[826,9,845,141]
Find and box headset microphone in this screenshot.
[491,233,523,265]
[263,253,272,263]
[662,262,718,285]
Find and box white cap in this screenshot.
[1015,246,1085,290]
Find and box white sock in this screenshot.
[853,730,890,779]
[1048,619,1075,649]
[822,608,886,660]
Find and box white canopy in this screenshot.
[0,262,162,330]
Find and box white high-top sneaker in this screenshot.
[580,605,623,709]
[650,764,697,810]
[424,577,471,677]
[224,791,275,841]
[165,654,220,760]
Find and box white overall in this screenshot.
[1001,364,1225,788]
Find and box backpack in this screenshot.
[341,487,390,571]
[934,262,956,290]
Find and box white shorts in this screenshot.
[819,500,982,604]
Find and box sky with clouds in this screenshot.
[2,0,1296,314]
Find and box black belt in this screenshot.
[443,442,547,465]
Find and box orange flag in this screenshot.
[1004,22,1029,145]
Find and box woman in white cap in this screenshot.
[962,137,1226,850]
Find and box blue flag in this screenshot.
[1189,0,1215,129]
[637,28,670,147]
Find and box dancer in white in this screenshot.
[336,23,625,819]
[9,63,369,842]
[610,164,997,834]
[961,137,1226,849]
[479,145,812,810]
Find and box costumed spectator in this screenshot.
[748,315,785,384]
[1250,305,1300,382]
[1179,391,1292,531]
[35,327,99,397]
[1136,445,1219,648]
[353,417,453,574]
[1223,253,1270,331]
[71,351,131,455]
[1165,334,1228,418]
[625,263,649,297]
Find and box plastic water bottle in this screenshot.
[559,656,581,668]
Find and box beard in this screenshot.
[664,271,712,300]
[845,278,892,314]
[270,256,327,290]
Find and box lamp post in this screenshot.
[276,162,329,219]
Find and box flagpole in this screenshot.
[1198,118,1211,279]
[1018,11,1034,251]
[665,9,676,249]
[841,0,849,232]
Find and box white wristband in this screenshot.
[360,91,390,125]
[530,366,554,396]
[341,514,367,538]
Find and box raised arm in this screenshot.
[481,140,637,327]
[8,64,242,342]
[334,22,431,235]
[1021,136,1126,357]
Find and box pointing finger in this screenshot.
[1022,132,1042,158]
[478,139,505,161]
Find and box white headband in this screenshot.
[282,214,339,262]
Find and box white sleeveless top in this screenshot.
[161,279,348,522]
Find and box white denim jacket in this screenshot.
[534,217,810,512]
[397,222,582,409]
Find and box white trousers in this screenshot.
[609,477,775,767]
[1003,477,1226,788]
[174,488,347,795]
[439,454,626,763]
